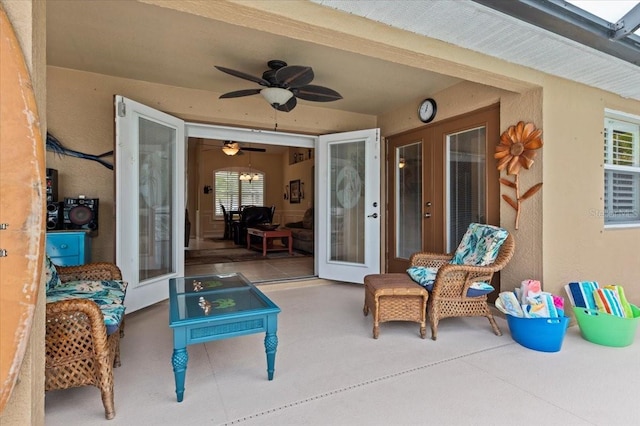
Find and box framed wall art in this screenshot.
[290,179,301,203]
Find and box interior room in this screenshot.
[184,137,316,282]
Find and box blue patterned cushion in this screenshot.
[45,256,61,292]
[46,279,128,335]
[450,223,509,266]
[466,282,495,297]
[407,266,438,291]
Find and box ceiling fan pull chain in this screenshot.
[274,108,278,132]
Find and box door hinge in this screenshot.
[117,101,126,117]
[0,223,6,257]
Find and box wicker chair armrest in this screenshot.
[45,298,110,354]
[431,263,496,298]
[410,252,452,268]
[56,262,123,283]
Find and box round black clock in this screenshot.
[418,98,437,123]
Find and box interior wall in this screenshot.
[46,66,376,262]
[192,143,315,240]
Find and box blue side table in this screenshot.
[168,273,280,402]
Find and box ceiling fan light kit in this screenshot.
[222,142,240,156]
[261,87,294,107]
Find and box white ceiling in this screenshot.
[46,0,640,126]
[45,1,460,117]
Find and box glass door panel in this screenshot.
[329,141,365,263]
[139,118,175,281]
[396,143,422,259]
[446,126,486,251]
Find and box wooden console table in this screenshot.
[247,228,293,256]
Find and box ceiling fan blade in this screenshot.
[274,66,314,88]
[215,65,270,86]
[219,89,262,99]
[294,85,343,102]
[241,147,267,152]
[274,96,297,112]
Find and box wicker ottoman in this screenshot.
[363,273,429,339]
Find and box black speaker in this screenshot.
[64,197,99,233]
[46,168,58,202]
[46,201,64,230]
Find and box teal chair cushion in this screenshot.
[406,266,439,291]
[45,256,62,292]
[46,279,128,335]
[450,223,509,266]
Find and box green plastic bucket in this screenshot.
[573,304,640,347]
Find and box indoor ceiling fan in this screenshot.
[208,140,266,156]
[215,59,343,112]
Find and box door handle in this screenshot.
[424,213,431,218]
[367,213,378,219]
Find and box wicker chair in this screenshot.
[45,262,125,420]
[410,230,515,340]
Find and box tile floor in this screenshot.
[185,238,315,283]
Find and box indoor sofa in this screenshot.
[283,207,314,253]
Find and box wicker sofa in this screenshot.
[44,257,127,420]
[283,207,314,253]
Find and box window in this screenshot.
[214,169,264,216]
[603,110,640,225]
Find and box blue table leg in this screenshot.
[172,348,188,402]
[264,332,278,380]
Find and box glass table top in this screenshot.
[169,273,279,324]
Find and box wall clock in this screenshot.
[418,98,437,123]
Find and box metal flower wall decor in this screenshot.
[495,121,543,230]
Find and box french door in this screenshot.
[115,96,186,313]
[115,97,380,312]
[317,129,381,283]
[387,105,499,272]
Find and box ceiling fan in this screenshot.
[218,140,266,156]
[215,59,342,112]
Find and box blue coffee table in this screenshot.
[168,273,280,402]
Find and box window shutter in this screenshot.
[214,171,240,215]
[604,117,640,223]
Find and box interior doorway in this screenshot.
[386,104,500,273]
[185,136,315,283]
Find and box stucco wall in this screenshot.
[543,77,640,303]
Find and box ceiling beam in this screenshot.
[472,0,640,66]
[612,3,640,40]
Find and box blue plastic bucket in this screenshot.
[506,315,569,352]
